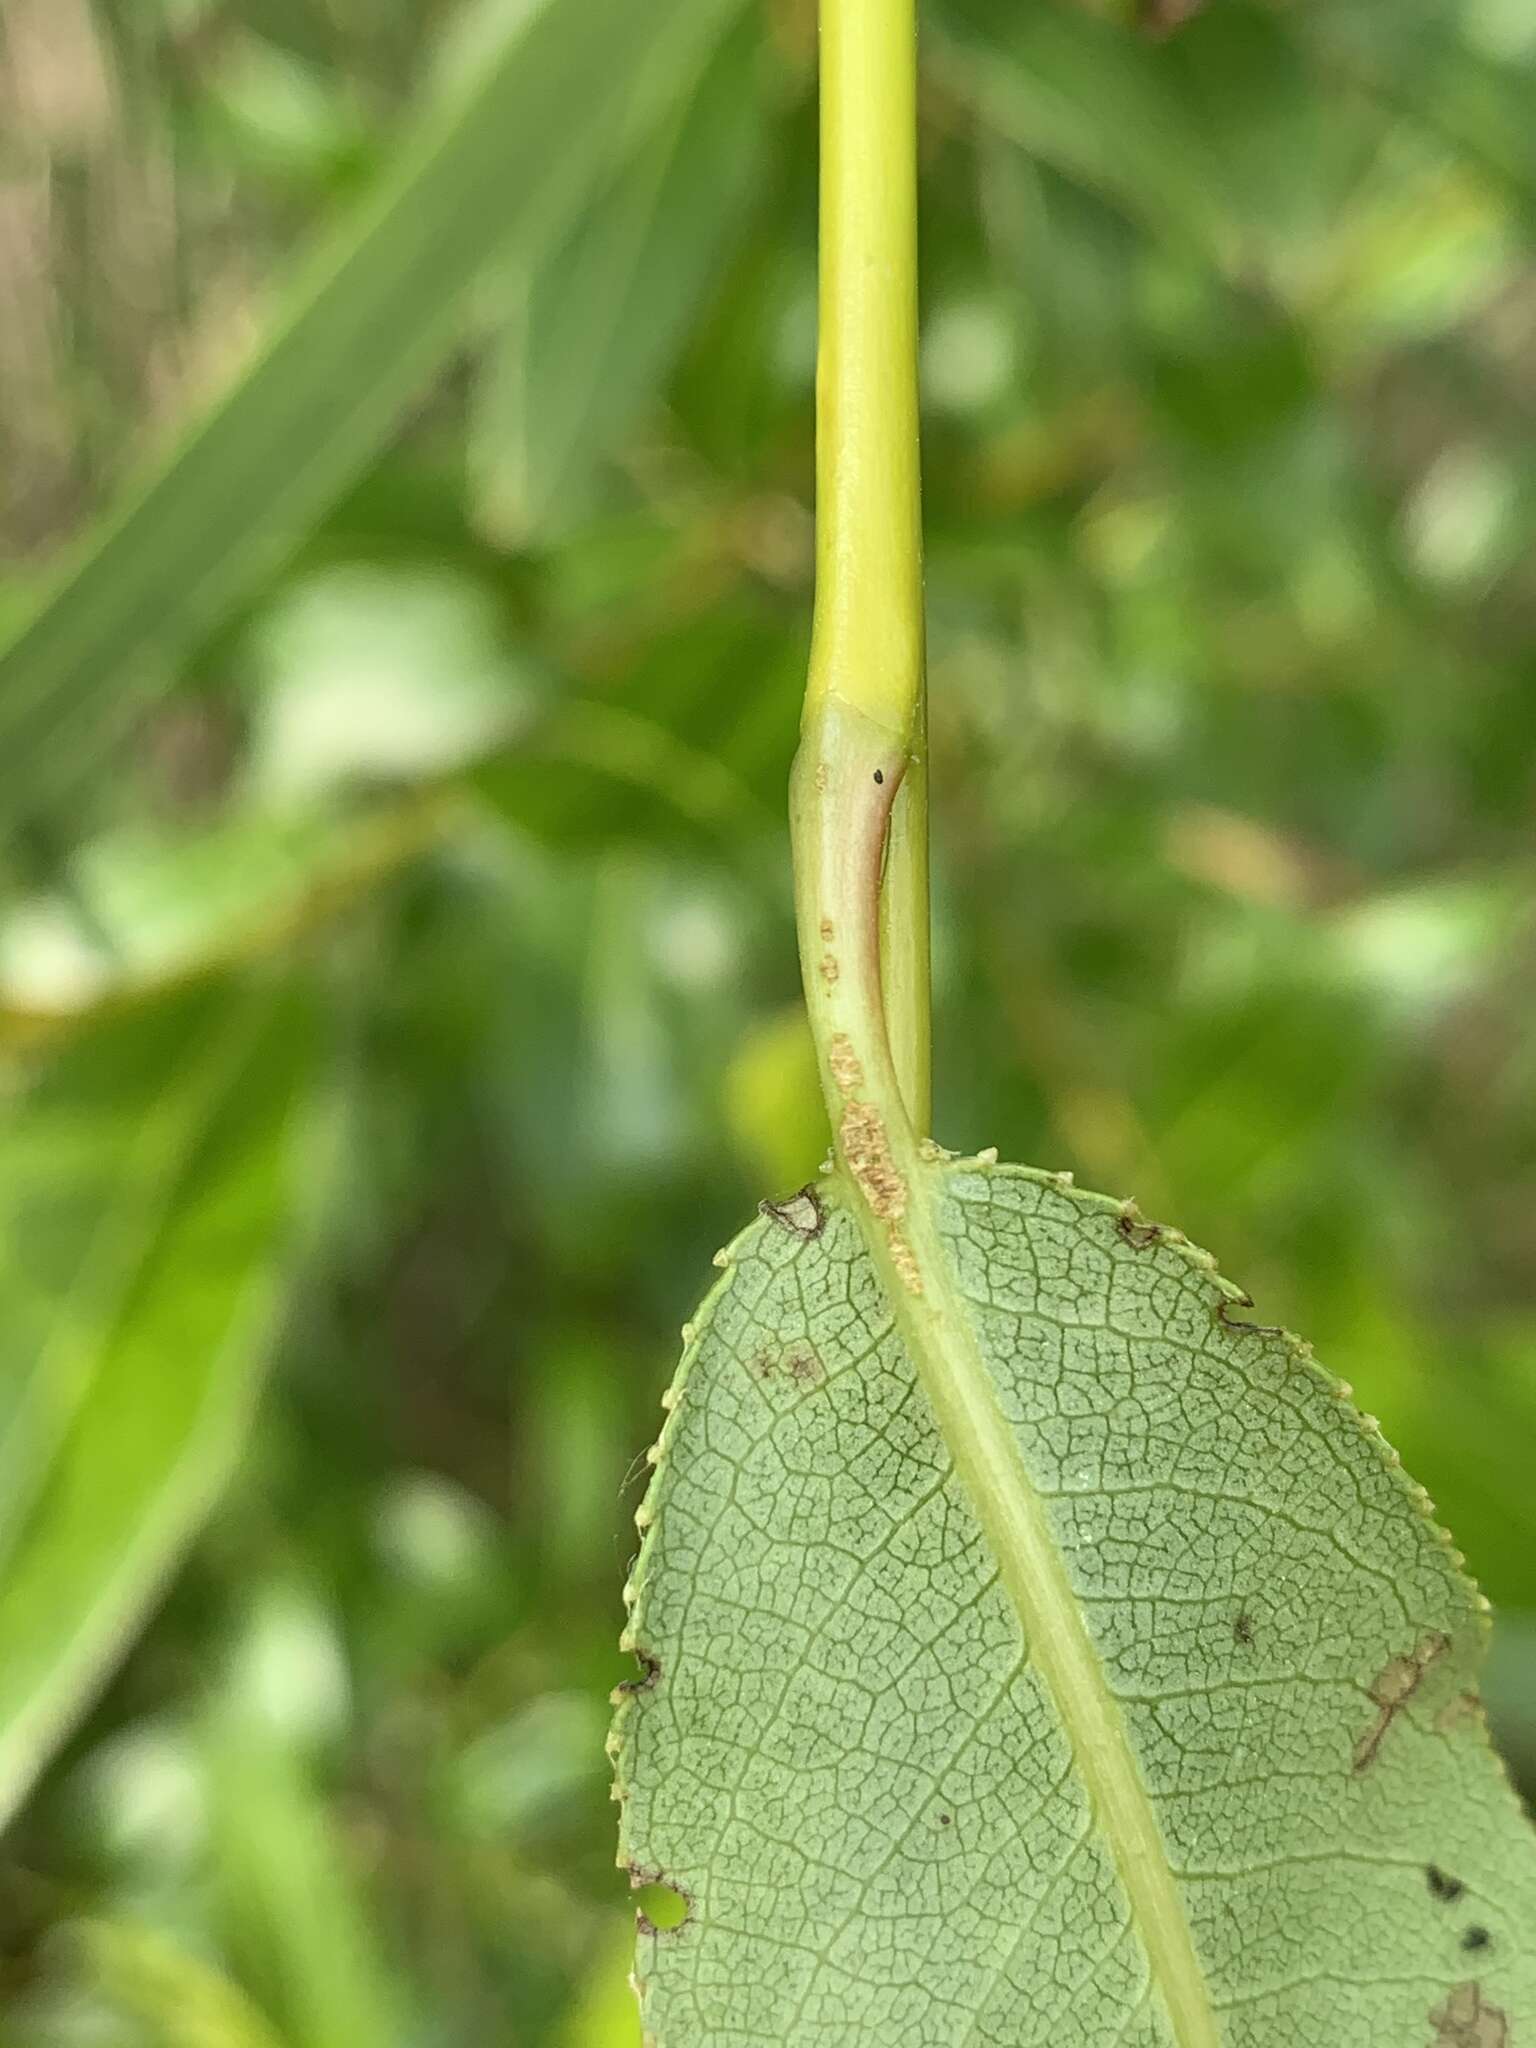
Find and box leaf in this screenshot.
[0,983,310,1828]
[469,13,771,543]
[932,0,1240,264]
[614,1161,1536,2044]
[0,797,449,1028]
[201,1705,407,2048]
[0,0,745,825]
[65,1917,290,2048]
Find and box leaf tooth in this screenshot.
[711,1247,730,1268]
[680,1321,698,1345]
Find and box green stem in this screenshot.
[795,0,928,1139]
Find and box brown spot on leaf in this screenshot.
[1437,1691,1485,1737]
[819,918,834,943]
[1352,1632,1451,1774]
[1117,1210,1165,1250]
[616,1651,661,1697]
[819,952,839,986]
[1427,1865,1465,1904]
[839,1100,906,1220]
[1462,1928,1492,1954]
[828,1033,864,1097]
[1233,1613,1255,1647]
[760,1186,826,1239]
[1430,1981,1508,2047]
[749,1346,824,1387]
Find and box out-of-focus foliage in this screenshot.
[1,0,1534,2040]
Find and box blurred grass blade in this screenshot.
[933,0,1237,261]
[0,0,745,822]
[0,983,311,1829]
[68,1917,290,2048]
[204,1708,405,2048]
[0,989,269,1565]
[470,14,770,543]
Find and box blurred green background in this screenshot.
[3,0,1536,2039]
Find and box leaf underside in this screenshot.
[613,1160,1536,2046]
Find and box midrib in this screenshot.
[859,1161,1222,2048]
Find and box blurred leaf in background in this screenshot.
[2,0,1536,2041]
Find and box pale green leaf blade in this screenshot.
[470,13,770,544]
[0,0,742,821]
[931,0,1239,263]
[0,985,311,1828]
[615,1162,1536,2045]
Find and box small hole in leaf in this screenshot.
[634,1880,689,1932]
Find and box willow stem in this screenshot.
[794,0,929,1141]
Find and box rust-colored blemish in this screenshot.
[760,1186,826,1239]
[1352,1632,1451,1774]
[1116,1209,1165,1250]
[828,1033,864,1097]
[1430,1981,1508,2047]
[839,1100,905,1221]
[819,952,839,986]
[750,1347,824,1387]
[886,1224,923,1297]
[819,918,834,942]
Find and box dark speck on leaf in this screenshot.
[938,1813,952,1826]
[1233,1613,1254,1646]
[1427,1865,1465,1904]
[873,769,884,784]
[1462,1927,1491,1952]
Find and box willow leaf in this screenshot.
[0,984,310,1827]
[0,0,742,823]
[613,1162,1536,2045]
[470,13,769,544]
